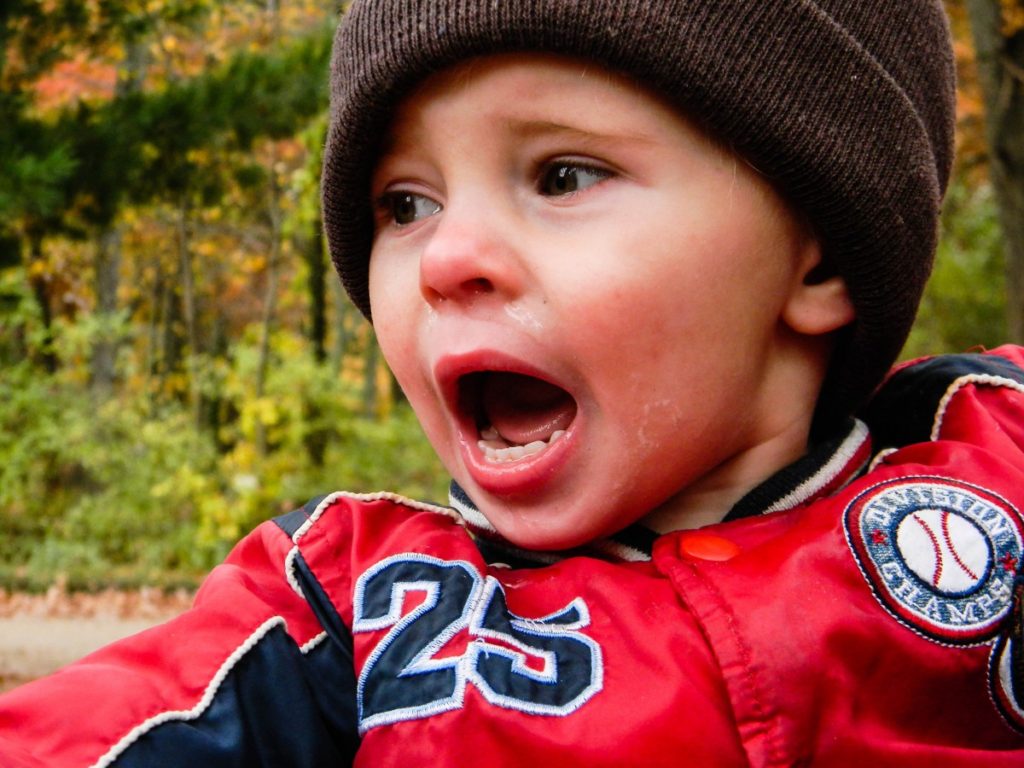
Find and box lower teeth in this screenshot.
[478,428,566,463]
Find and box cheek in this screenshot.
[369,251,420,365]
[368,263,458,465]
[551,235,780,429]
[368,263,421,399]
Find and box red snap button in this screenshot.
[677,532,741,562]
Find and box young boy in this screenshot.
[4,0,1024,765]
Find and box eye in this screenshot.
[537,161,612,197]
[378,191,442,226]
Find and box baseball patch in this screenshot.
[845,477,1023,644]
[990,580,1024,733]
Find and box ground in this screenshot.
[0,585,192,693]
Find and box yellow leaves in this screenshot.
[374,359,394,421]
[194,241,218,258]
[27,260,48,279]
[151,465,208,500]
[107,41,126,64]
[238,397,281,441]
[253,398,281,427]
[185,147,211,165]
[164,372,191,398]
[243,254,268,273]
[196,494,240,548]
[1002,0,1024,36]
[226,442,259,474]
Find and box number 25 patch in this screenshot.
[352,554,603,732]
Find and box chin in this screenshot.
[473,494,619,552]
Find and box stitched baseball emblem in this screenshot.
[989,578,1024,734]
[895,508,988,594]
[845,477,1023,644]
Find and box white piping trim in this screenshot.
[90,617,285,768]
[285,545,305,598]
[299,631,328,655]
[868,447,899,473]
[763,419,870,514]
[931,374,1024,441]
[591,539,651,563]
[285,491,463,598]
[448,491,496,533]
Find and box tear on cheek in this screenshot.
[458,372,577,463]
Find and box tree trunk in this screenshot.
[966,0,1024,343]
[305,210,328,363]
[177,203,202,429]
[144,259,162,377]
[26,231,57,373]
[90,226,121,397]
[362,329,379,418]
[88,38,147,397]
[330,277,352,374]
[254,168,283,455]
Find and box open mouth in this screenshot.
[458,371,577,464]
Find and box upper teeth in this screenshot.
[478,426,566,463]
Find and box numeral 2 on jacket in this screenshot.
[352,554,604,731]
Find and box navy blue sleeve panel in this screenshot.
[0,510,359,767]
[292,553,354,662]
[274,495,330,539]
[272,498,361,747]
[111,623,357,767]
[862,353,1024,450]
[290,552,360,748]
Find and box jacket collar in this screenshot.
[449,418,871,564]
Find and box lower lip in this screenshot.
[458,420,578,497]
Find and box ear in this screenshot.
[781,238,855,336]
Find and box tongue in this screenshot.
[482,372,576,446]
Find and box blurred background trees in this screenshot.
[0,0,444,589]
[0,0,1020,589]
[905,0,1023,355]
[963,0,1024,344]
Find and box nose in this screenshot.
[418,200,524,309]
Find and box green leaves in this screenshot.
[0,342,446,590]
[903,179,1007,358]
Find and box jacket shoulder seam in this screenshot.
[931,373,1024,441]
[90,616,286,768]
[283,492,463,598]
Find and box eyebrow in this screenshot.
[372,116,657,176]
[502,118,656,147]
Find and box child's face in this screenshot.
[368,54,825,549]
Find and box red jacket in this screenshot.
[3,347,1024,766]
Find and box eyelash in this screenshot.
[375,190,441,227]
[536,159,613,197]
[374,157,616,227]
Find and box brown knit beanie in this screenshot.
[322,0,956,428]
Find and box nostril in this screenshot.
[422,277,494,305]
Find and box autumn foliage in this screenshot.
[0,1,1015,588]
